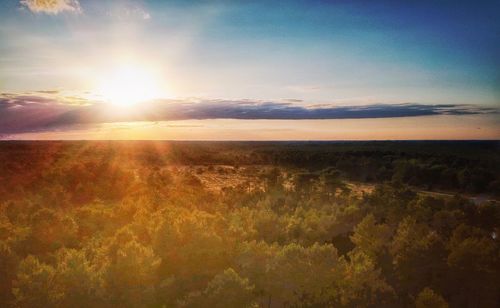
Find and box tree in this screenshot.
[54,249,104,307]
[415,287,448,308]
[272,243,341,306]
[446,225,499,307]
[104,228,161,306]
[12,256,60,307]
[350,214,392,261]
[293,173,320,195]
[180,268,256,307]
[261,168,282,191]
[319,169,346,197]
[390,217,446,301]
[336,250,395,307]
[153,210,235,293]
[26,208,78,254]
[0,241,18,306]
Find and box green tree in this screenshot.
[350,214,392,261]
[54,249,104,307]
[261,168,282,191]
[336,250,395,307]
[180,268,256,307]
[104,228,161,307]
[390,217,446,301]
[26,208,78,254]
[446,225,499,307]
[12,256,60,307]
[415,287,448,308]
[0,241,18,306]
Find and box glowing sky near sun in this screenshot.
[0,0,499,140]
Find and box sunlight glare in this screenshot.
[97,64,164,106]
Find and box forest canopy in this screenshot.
[0,141,498,307]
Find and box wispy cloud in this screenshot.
[106,4,151,20]
[0,93,497,135]
[20,0,81,14]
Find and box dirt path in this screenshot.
[345,180,499,204]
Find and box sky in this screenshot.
[0,0,499,140]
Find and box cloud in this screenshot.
[37,90,60,94]
[152,100,498,120]
[107,5,151,20]
[0,93,498,135]
[20,0,81,14]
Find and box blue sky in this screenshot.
[0,0,498,139]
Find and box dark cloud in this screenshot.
[152,100,498,120]
[0,93,497,135]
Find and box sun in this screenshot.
[97,64,164,106]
